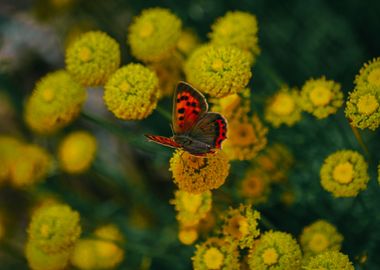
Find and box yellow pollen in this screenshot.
[262,248,279,265]
[139,22,154,38]
[39,224,50,238]
[309,85,332,106]
[119,81,131,92]
[78,47,92,62]
[42,88,55,102]
[203,247,224,269]
[309,233,329,253]
[333,162,354,184]
[181,192,202,213]
[357,94,379,115]
[367,68,380,86]
[271,93,295,116]
[211,59,224,71]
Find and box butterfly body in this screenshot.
[145,82,227,156]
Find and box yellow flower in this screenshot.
[103,63,160,120]
[24,70,87,134]
[26,241,71,270]
[345,85,380,130]
[178,226,199,245]
[171,190,212,226]
[248,231,302,270]
[0,136,23,183]
[169,150,230,194]
[303,251,354,270]
[222,204,260,249]
[300,77,344,119]
[320,150,369,197]
[193,237,239,270]
[300,220,343,258]
[58,131,97,173]
[355,57,380,87]
[27,204,81,254]
[265,86,302,127]
[185,44,252,98]
[65,31,120,86]
[209,11,260,64]
[128,8,182,62]
[240,168,271,204]
[177,29,200,56]
[211,88,251,120]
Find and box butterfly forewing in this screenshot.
[144,134,181,149]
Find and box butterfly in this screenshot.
[145,82,227,156]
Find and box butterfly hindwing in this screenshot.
[172,82,208,134]
[144,134,180,149]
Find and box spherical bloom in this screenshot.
[177,29,200,56]
[320,150,369,197]
[345,85,380,130]
[24,70,87,134]
[300,220,343,258]
[303,251,354,270]
[28,204,81,254]
[169,150,230,194]
[171,190,212,226]
[264,86,302,127]
[222,204,260,249]
[26,241,71,270]
[128,8,182,62]
[58,131,97,173]
[248,231,302,270]
[355,57,380,87]
[65,31,120,86]
[193,237,239,270]
[211,88,251,120]
[185,44,252,98]
[0,136,23,183]
[300,77,344,119]
[240,168,271,205]
[209,11,260,64]
[178,226,199,245]
[104,63,159,120]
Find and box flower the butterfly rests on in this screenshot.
[145,82,228,156]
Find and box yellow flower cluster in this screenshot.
[303,251,354,270]
[128,8,182,62]
[320,150,369,197]
[58,131,97,174]
[300,77,344,119]
[211,88,251,120]
[248,231,302,270]
[66,31,121,87]
[24,70,87,134]
[209,11,260,64]
[240,168,271,204]
[355,57,380,87]
[104,63,160,120]
[222,204,260,249]
[177,29,200,56]
[185,44,252,98]
[169,150,230,194]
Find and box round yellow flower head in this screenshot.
[28,204,81,254]
[303,251,354,270]
[300,220,343,258]
[24,70,87,134]
[58,131,97,173]
[320,150,369,197]
[345,85,380,130]
[300,77,344,119]
[66,31,121,86]
[192,237,239,270]
[0,136,23,183]
[211,88,251,120]
[94,224,124,243]
[209,11,260,64]
[128,8,182,62]
[177,29,200,56]
[355,57,380,87]
[185,44,252,98]
[265,86,302,127]
[240,168,271,204]
[248,231,302,270]
[222,204,260,249]
[178,226,199,245]
[10,144,52,187]
[104,63,159,120]
[172,190,212,226]
[169,150,230,194]
[26,241,71,270]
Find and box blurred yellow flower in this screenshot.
[128,8,182,62]
[248,231,302,270]
[240,168,271,204]
[303,250,354,270]
[58,131,97,174]
[26,241,71,270]
[24,70,87,134]
[211,88,251,120]
[177,29,200,56]
[104,63,160,120]
[169,150,230,194]
[65,31,120,87]
[0,136,23,183]
[355,57,380,87]
[185,44,252,98]
[265,86,302,127]
[300,77,344,119]
[320,150,369,197]
[178,226,199,245]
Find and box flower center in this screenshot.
[228,121,256,146]
[271,93,295,116]
[78,47,92,62]
[203,247,224,269]
[332,162,354,184]
[309,233,329,253]
[357,94,379,115]
[211,59,224,72]
[181,192,202,213]
[367,68,380,86]
[119,81,131,92]
[243,176,264,197]
[42,88,55,102]
[309,86,332,106]
[262,248,279,266]
[39,224,51,238]
[139,22,154,38]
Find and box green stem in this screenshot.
[350,125,370,158]
[156,105,172,121]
